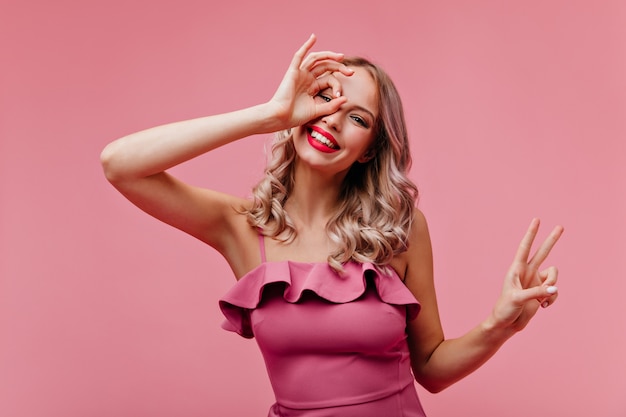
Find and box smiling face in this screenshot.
[292,66,379,177]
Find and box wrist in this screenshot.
[480,315,517,343]
[257,101,292,134]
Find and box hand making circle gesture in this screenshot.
[268,34,356,130]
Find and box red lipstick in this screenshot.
[307,126,339,153]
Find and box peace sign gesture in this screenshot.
[267,34,355,130]
[490,218,564,332]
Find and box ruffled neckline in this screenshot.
[219,261,421,338]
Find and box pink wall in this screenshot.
[1,1,624,416]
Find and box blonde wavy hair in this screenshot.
[245,57,418,273]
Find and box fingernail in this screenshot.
[542,301,549,308]
[546,286,558,294]
[335,90,341,97]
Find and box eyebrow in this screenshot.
[351,104,376,122]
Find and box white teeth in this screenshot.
[310,130,338,149]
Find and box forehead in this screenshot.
[334,66,379,118]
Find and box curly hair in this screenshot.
[244,57,418,273]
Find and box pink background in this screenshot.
[2,1,625,416]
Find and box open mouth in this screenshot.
[307,127,339,153]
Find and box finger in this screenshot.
[513,218,540,264]
[323,73,344,98]
[538,266,559,286]
[310,61,354,79]
[291,34,317,69]
[516,284,559,307]
[537,266,559,307]
[301,51,345,71]
[541,292,559,308]
[307,75,347,117]
[314,96,347,119]
[311,72,346,97]
[335,64,356,77]
[528,225,564,270]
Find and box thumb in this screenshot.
[517,284,558,305]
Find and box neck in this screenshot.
[285,160,346,229]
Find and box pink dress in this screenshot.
[219,236,427,417]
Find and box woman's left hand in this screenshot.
[489,218,564,332]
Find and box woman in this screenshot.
[101,35,563,416]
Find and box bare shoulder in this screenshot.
[409,208,430,241]
[188,191,269,279]
[391,208,433,284]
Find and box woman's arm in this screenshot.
[101,105,283,183]
[100,35,352,252]
[100,105,286,257]
[404,214,563,393]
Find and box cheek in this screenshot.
[291,127,307,148]
[292,126,304,139]
[351,130,375,153]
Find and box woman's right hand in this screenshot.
[267,34,355,130]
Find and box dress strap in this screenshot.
[258,233,267,263]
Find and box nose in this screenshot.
[321,111,341,132]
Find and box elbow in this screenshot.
[99,144,116,183]
[100,142,126,184]
[416,377,449,394]
[413,369,454,394]
[420,382,443,394]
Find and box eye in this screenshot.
[316,93,332,102]
[351,115,369,128]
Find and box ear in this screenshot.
[357,148,375,163]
